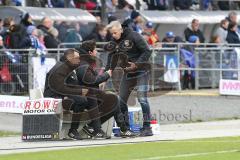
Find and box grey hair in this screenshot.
[228,11,237,18]
[106,20,122,30]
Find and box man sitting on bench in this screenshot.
[44,49,118,140]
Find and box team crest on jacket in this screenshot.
[124,40,130,47]
[120,40,133,51]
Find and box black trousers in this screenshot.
[69,91,119,130]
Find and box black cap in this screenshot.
[131,10,140,19]
[108,15,118,24]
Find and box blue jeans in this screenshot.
[119,71,151,129]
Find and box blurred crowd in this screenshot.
[0,0,240,51]
[2,0,240,11]
[0,7,240,52]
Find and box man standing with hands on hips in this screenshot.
[105,20,153,136]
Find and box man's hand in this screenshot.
[124,62,137,72]
[82,89,88,96]
[106,70,112,77]
[99,82,106,90]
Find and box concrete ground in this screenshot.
[1,120,240,155]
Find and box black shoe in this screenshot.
[120,129,139,138]
[140,127,153,137]
[92,129,111,139]
[68,129,82,140]
[82,125,95,137]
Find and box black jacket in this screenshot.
[37,25,59,48]
[76,57,110,89]
[85,32,106,42]
[44,59,84,98]
[173,0,192,10]
[226,30,240,44]
[144,0,168,10]
[105,28,151,71]
[184,27,205,43]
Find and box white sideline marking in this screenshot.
[134,149,239,160]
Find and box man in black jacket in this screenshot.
[184,19,205,43]
[105,21,153,136]
[44,48,88,140]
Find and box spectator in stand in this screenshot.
[185,35,200,54]
[0,0,18,5]
[184,19,205,43]
[0,35,5,68]
[21,25,38,48]
[37,17,59,48]
[226,22,240,44]
[191,0,200,10]
[119,0,136,10]
[55,21,68,42]
[74,0,97,10]
[210,35,221,44]
[36,29,47,50]
[131,10,144,34]
[20,12,34,29]
[26,0,44,7]
[0,17,15,36]
[218,1,229,10]
[226,11,238,24]
[180,35,199,90]
[48,26,60,40]
[142,22,160,47]
[113,0,135,22]
[0,35,4,49]
[215,19,229,44]
[85,24,107,42]
[202,0,213,10]
[106,0,118,15]
[64,0,76,7]
[173,0,192,10]
[19,12,34,38]
[162,31,184,47]
[63,22,82,48]
[143,0,169,10]
[47,0,65,8]
[0,19,3,33]
[122,10,144,34]
[226,11,240,33]
[18,25,47,56]
[6,24,26,49]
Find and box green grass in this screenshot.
[0,137,240,160]
[0,131,20,137]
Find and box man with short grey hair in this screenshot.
[105,20,153,137]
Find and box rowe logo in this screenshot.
[220,79,240,96]
[24,98,62,115]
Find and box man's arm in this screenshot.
[105,52,120,71]
[133,32,152,63]
[76,65,110,86]
[47,67,97,98]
